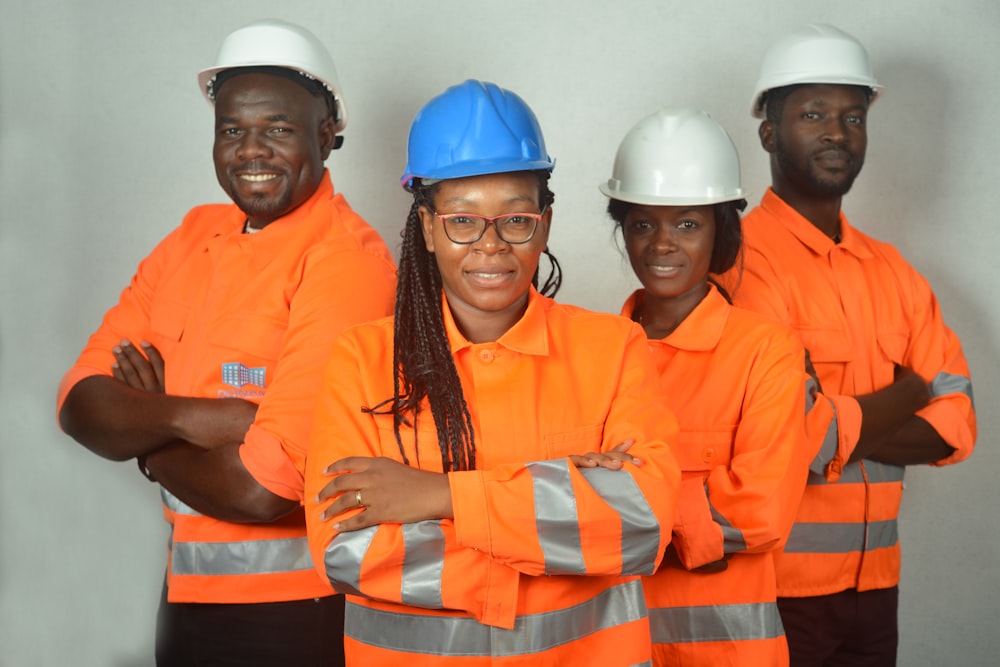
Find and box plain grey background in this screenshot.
[2,1,996,665]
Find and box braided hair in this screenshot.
[366,171,558,472]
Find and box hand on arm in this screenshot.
[316,456,454,530]
[850,365,933,463]
[568,439,641,470]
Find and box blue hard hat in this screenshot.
[401,80,555,190]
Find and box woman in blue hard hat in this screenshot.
[601,108,813,666]
[303,79,682,665]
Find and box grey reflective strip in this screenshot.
[527,460,585,574]
[344,578,647,657]
[579,467,661,575]
[931,371,974,407]
[324,526,377,596]
[809,460,904,485]
[161,487,200,516]
[401,521,445,609]
[783,519,898,554]
[809,400,838,478]
[171,536,313,575]
[708,501,747,554]
[649,601,784,644]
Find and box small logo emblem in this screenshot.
[221,363,266,388]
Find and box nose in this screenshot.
[473,221,509,254]
[652,224,677,252]
[237,130,273,161]
[820,116,847,144]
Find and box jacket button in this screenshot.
[479,349,495,363]
[702,448,714,463]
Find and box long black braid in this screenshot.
[365,171,559,473]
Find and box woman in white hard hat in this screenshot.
[303,80,683,666]
[601,108,814,667]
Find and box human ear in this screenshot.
[318,115,337,160]
[759,121,776,154]
[419,206,436,252]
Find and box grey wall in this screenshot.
[2,1,996,665]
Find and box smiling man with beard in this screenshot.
[717,24,976,666]
[57,19,395,666]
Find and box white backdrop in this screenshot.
[2,1,997,665]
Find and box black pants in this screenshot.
[778,587,899,667]
[156,584,345,667]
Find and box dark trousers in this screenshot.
[155,584,345,667]
[778,587,899,667]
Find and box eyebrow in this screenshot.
[439,195,538,208]
[215,113,297,126]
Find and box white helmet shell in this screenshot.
[198,19,347,132]
[751,23,883,119]
[600,108,745,207]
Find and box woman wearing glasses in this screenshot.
[303,80,682,665]
[600,108,812,666]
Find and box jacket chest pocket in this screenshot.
[207,313,287,365]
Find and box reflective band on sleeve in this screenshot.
[344,578,647,656]
[931,371,974,407]
[527,460,585,574]
[325,526,378,596]
[161,487,200,516]
[579,467,661,575]
[783,518,898,554]
[401,521,445,609]
[808,460,904,485]
[171,536,314,575]
[708,501,747,555]
[809,401,839,478]
[649,601,784,644]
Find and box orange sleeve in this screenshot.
[56,222,179,416]
[242,244,396,501]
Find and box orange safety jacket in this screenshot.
[57,172,397,604]
[717,189,976,598]
[304,289,683,666]
[623,286,810,667]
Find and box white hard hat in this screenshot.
[198,19,347,133]
[599,108,745,207]
[751,23,883,119]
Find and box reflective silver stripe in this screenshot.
[809,400,838,478]
[528,460,585,574]
[783,519,898,554]
[161,487,200,516]
[579,467,661,575]
[931,371,974,407]
[171,536,313,575]
[708,501,747,554]
[344,578,647,656]
[324,525,377,597]
[401,521,445,609]
[649,601,784,644]
[809,460,904,485]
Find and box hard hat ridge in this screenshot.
[198,18,348,133]
[599,108,745,207]
[751,23,883,119]
[401,80,555,191]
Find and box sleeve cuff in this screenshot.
[671,476,724,569]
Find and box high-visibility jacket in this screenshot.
[57,172,397,603]
[717,189,976,597]
[623,285,810,667]
[304,289,682,666]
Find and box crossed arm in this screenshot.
[59,339,297,523]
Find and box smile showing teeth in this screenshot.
[240,173,278,182]
[470,272,506,279]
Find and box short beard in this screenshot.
[230,190,294,225]
[775,140,863,199]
